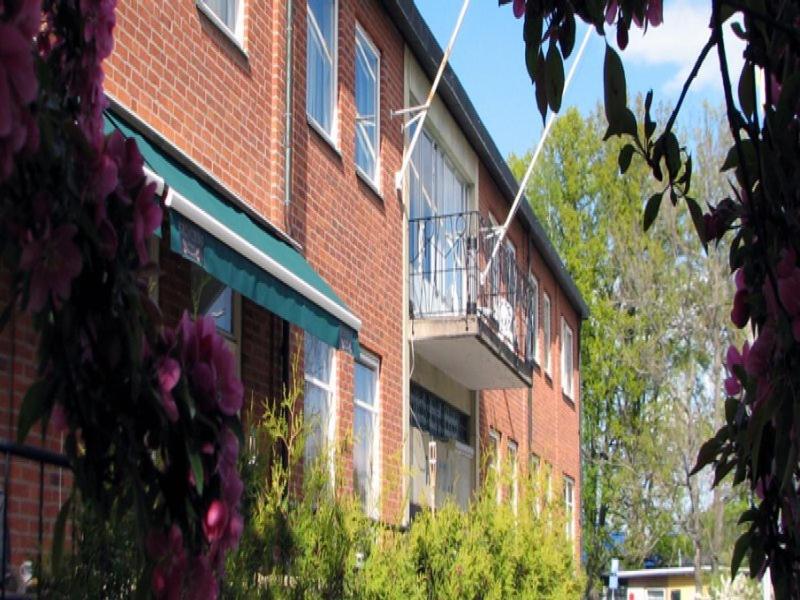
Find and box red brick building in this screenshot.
[0,0,587,574]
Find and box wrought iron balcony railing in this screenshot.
[409,211,535,369]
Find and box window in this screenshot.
[488,430,501,505]
[197,0,243,42]
[508,440,518,515]
[488,214,501,300]
[307,0,337,137]
[564,475,575,540]
[526,274,539,364]
[191,267,240,365]
[530,453,542,515]
[304,333,336,470]
[543,293,552,375]
[561,318,575,399]
[505,241,517,306]
[647,591,666,600]
[354,353,379,517]
[670,591,682,600]
[354,26,380,185]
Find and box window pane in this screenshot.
[192,268,234,335]
[353,404,375,508]
[355,361,376,407]
[304,382,330,465]
[355,30,378,180]
[304,334,331,383]
[307,0,335,132]
[204,0,237,30]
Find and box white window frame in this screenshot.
[646,590,666,600]
[196,0,246,50]
[508,440,519,515]
[353,351,380,518]
[303,333,337,480]
[306,0,339,146]
[354,24,380,188]
[527,274,539,364]
[543,293,552,376]
[564,475,575,540]
[561,318,575,399]
[488,429,501,505]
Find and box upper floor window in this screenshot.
[354,26,380,186]
[543,293,552,375]
[526,274,539,364]
[561,318,575,399]
[197,0,243,44]
[488,429,501,505]
[304,333,336,471]
[564,475,575,540]
[307,0,338,139]
[353,353,380,517]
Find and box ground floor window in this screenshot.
[564,475,575,540]
[304,333,336,471]
[354,353,379,517]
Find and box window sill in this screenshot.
[356,165,383,201]
[196,0,248,61]
[562,391,576,408]
[307,114,341,156]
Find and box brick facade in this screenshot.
[0,0,583,575]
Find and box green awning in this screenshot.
[104,112,360,355]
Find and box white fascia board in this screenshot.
[164,188,362,333]
[144,166,165,197]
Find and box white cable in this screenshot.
[395,0,472,191]
[481,26,593,284]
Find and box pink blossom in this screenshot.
[0,23,37,137]
[9,0,42,40]
[80,0,117,60]
[646,0,663,27]
[157,357,181,422]
[133,181,161,265]
[731,289,749,328]
[605,0,619,24]
[186,557,218,600]
[20,225,83,312]
[724,376,741,396]
[147,525,186,600]
[512,0,525,19]
[203,500,229,544]
[745,327,775,377]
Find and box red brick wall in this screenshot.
[289,0,406,521]
[477,161,582,554]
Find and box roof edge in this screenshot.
[380,0,589,320]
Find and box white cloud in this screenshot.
[617,0,745,95]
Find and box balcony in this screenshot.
[409,211,534,390]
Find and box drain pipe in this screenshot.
[283,0,295,232]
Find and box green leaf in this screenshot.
[545,43,565,113]
[685,196,706,244]
[618,144,634,174]
[738,62,755,118]
[52,493,73,575]
[188,450,205,495]
[523,9,543,46]
[534,49,548,123]
[731,532,751,580]
[559,13,576,58]
[604,107,637,140]
[691,435,720,475]
[525,42,538,83]
[17,379,50,444]
[721,145,738,171]
[603,44,627,124]
[643,192,662,232]
[664,132,681,179]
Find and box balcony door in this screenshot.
[408,129,469,317]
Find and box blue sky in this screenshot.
[415,1,742,159]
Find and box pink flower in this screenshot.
[746,327,775,378]
[731,289,749,328]
[157,357,181,422]
[80,0,117,60]
[646,0,663,27]
[186,556,218,600]
[512,0,525,19]
[203,500,229,544]
[147,525,186,600]
[724,343,748,396]
[0,23,37,137]
[605,0,619,24]
[20,225,83,312]
[133,181,161,265]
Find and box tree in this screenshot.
[501,0,800,595]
